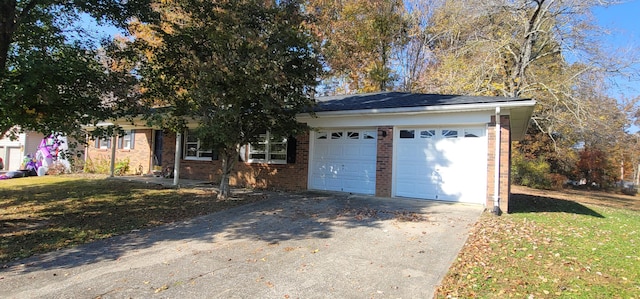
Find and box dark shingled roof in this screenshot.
[313,92,529,112]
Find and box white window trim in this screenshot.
[98,137,111,149]
[247,131,287,164]
[119,130,134,150]
[184,130,214,161]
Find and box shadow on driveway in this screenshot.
[1,191,483,298]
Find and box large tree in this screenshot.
[0,0,155,138]
[135,0,321,198]
[308,0,407,93]
[415,0,638,171]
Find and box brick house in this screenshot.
[86,92,535,213]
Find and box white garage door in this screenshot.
[309,129,377,194]
[0,146,22,171]
[394,127,487,204]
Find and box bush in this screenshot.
[46,162,68,175]
[84,156,130,176]
[512,155,557,189]
[114,158,130,176]
[547,173,567,190]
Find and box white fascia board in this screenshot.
[301,110,494,128]
[297,100,536,129]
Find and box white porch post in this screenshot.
[109,135,117,177]
[173,131,182,186]
[493,107,501,214]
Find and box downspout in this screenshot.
[173,131,182,186]
[493,107,501,215]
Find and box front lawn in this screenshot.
[435,186,640,298]
[0,175,263,264]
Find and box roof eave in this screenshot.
[298,100,536,118]
[297,100,536,140]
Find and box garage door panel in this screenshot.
[395,127,487,204]
[342,178,375,193]
[327,145,345,157]
[395,181,437,199]
[310,129,377,194]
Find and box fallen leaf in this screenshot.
[154,284,168,293]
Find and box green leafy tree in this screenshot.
[136,0,321,198]
[308,0,407,93]
[417,0,639,186]
[0,0,155,138]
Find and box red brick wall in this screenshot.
[85,129,153,175]
[162,131,309,191]
[486,115,511,213]
[375,126,393,197]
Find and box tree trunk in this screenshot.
[217,147,238,200]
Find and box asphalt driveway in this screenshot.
[0,191,483,298]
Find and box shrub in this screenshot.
[84,156,130,176]
[547,173,567,190]
[512,155,553,189]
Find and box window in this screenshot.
[399,130,415,139]
[117,130,135,149]
[184,130,215,160]
[248,131,287,164]
[347,131,359,139]
[420,130,436,138]
[464,129,483,138]
[317,132,328,139]
[331,132,343,139]
[363,131,376,139]
[96,137,111,149]
[442,129,458,138]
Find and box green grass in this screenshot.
[0,175,262,263]
[436,188,640,298]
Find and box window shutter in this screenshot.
[95,139,99,148]
[117,136,123,149]
[180,131,185,160]
[286,136,296,164]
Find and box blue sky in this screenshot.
[81,2,640,105]
[593,1,640,99]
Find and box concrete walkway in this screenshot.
[107,175,213,188]
[0,191,483,299]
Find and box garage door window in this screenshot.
[442,130,458,138]
[363,131,376,139]
[399,129,415,138]
[420,130,436,138]
[464,128,483,138]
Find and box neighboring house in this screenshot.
[0,129,46,171]
[86,92,535,213]
[0,128,78,172]
[85,129,156,175]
